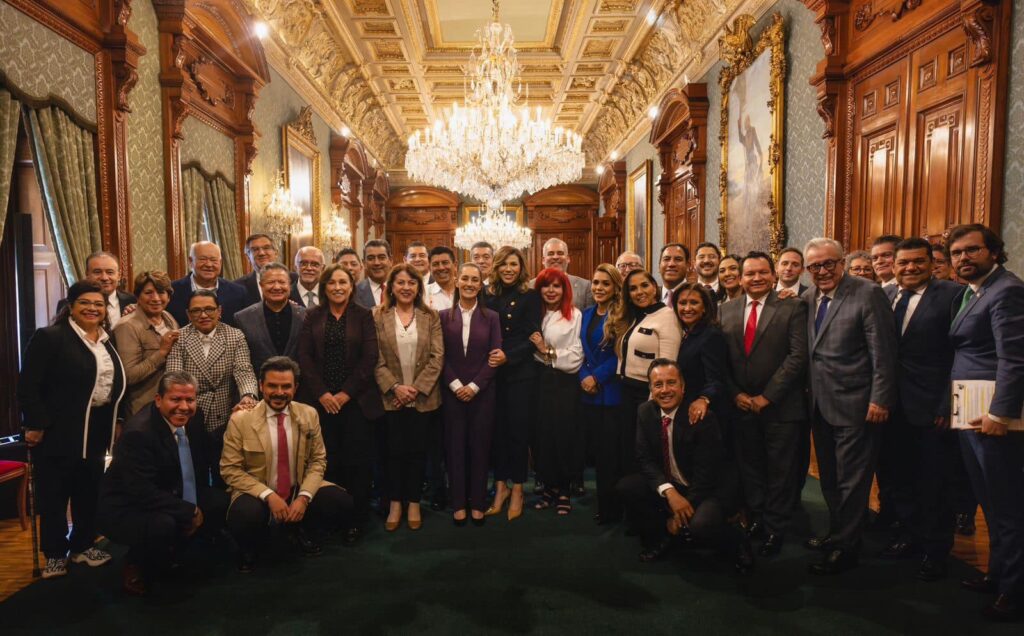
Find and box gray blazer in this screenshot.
[354,279,379,310]
[801,274,897,427]
[720,292,808,422]
[234,301,306,374]
[529,273,594,311]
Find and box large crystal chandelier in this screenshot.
[261,171,304,243]
[322,203,353,258]
[455,200,532,251]
[405,0,585,203]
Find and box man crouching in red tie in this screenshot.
[221,356,353,573]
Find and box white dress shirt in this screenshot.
[369,280,384,306]
[448,302,480,395]
[743,294,767,329]
[881,277,898,288]
[892,284,928,335]
[394,311,419,389]
[106,294,123,328]
[661,283,681,306]
[299,285,319,307]
[69,319,115,406]
[258,408,313,502]
[775,280,801,295]
[190,275,219,292]
[198,330,217,357]
[656,407,688,496]
[427,282,454,311]
[534,307,583,373]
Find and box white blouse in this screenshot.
[534,307,584,373]
[394,311,419,388]
[69,319,115,406]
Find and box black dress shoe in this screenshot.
[639,537,673,563]
[238,552,256,574]
[758,533,784,557]
[879,540,920,560]
[961,575,997,594]
[746,520,765,539]
[982,594,1022,622]
[916,556,947,582]
[471,515,486,527]
[804,535,834,551]
[808,549,859,575]
[342,527,362,547]
[292,528,322,556]
[955,513,976,536]
[735,538,755,574]
[453,515,468,527]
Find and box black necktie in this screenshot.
[893,290,913,337]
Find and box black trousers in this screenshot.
[225,485,353,554]
[616,474,739,551]
[734,413,800,536]
[536,368,580,494]
[102,486,228,573]
[424,410,447,503]
[795,418,812,499]
[383,409,430,503]
[493,368,536,484]
[812,411,880,552]
[321,403,375,524]
[586,402,630,520]
[207,426,226,488]
[618,381,649,475]
[34,454,105,559]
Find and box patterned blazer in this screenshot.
[166,323,258,433]
[373,306,444,412]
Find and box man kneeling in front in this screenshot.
[221,356,352,572]
[616,358,753,572]
[99,371,229,595]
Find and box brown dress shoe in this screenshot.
[982,595,1021,622]
[122,563,147,596]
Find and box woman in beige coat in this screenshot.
[113,271,179,416]
[374,263,444,531]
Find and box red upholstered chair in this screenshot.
[0,460,28,530]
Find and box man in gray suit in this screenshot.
[538,237,594,310]
[801,237,897,575]
[354,239,392,309]
[235,263,306,374]
[722,252,807,556]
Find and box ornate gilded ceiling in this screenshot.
[242,0,745,172]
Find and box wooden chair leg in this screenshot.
[17,471,28,531]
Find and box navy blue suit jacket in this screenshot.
[676,323,728,408]
[949,267,1024,420]
[167,276,249,327]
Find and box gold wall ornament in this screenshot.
[717,12,787,259]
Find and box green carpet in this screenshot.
[0,478,1016,636]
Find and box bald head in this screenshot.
[189,241,222,286]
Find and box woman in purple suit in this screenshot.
[440,263,502,526]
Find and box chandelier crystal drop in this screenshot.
[405,0,585,204]
[454,200,532,251]
[260,171,304,243]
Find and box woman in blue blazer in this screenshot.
[578,264,625,524]
[440,263,502,526]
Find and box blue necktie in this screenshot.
[892,290,913,337]
[175,428,197,505]
[814,295,831,334]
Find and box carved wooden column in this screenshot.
[597,161,625,259]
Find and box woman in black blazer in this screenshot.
[484,246,541,520]
[672,283,730,430]
[297,264,383,545]
[18,281,126,579]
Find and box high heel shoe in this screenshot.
[407,518,422,531]
[385,519,400,532]
[484,494,508,517]
[508,491,524,521]
[453,510,468,527]
[471,512,486,527]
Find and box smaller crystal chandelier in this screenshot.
[322,203,353,258]
[455,200,532,251]
[261,171,304,242]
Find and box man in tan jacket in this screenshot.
[221,356,352,572]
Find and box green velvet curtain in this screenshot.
[26,104,100,283]
[0,89,20,244]
[204,175,241,279]
[180,166,206,256]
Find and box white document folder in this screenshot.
[950,379,1024,431]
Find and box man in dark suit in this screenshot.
[774,247,808,299]
[167,241,248,327]
[354,239,392,309]
[616,359,751,571]
[801,238,898,575]
[98,371,229,595]
[236,263,306,374]
[721,252,807,556]
[292,246,324,307]
[946,224,1024,621]
[234,233,298,307]
[875,238,963,580]
[56,251,137,329]
[695,242,728,303]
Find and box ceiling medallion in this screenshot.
[454,201,532,251]
[405,0,585,208]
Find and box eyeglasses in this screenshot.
[949,245,985,259]
[848,266,873,275]
[298,260,324,269]
[74,300,106,309]
[187,307,219,316]
[248,245,276,254]
[806,259,839,273]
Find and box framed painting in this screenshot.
[718,13,786,258]
[282,107,322,260]
[626,160,652,264]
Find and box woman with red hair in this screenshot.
[530,267,584,515]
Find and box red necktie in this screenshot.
[744,300,759,356]
[661,416,673,479]
[275,412,292,500]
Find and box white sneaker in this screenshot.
[69,547,112,567]
[42,557,68,579]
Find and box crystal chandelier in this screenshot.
[454,200,532,251]
[405,0,585,203]
[260,171,304,242]
[322,203,353,258]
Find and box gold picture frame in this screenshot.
[626,160,653,264]
[282,107,322,254]
[718,13,786,258]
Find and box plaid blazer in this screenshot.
[166,323,258,432]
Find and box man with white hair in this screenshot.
[800,237,897,575]
[292,246,325,308]
[167,241,248,327]
[615,251,644,278]
[533,238,594,310]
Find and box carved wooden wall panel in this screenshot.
[524,185,600,279]
[804,0,1011,248]
[385,186,458,258]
